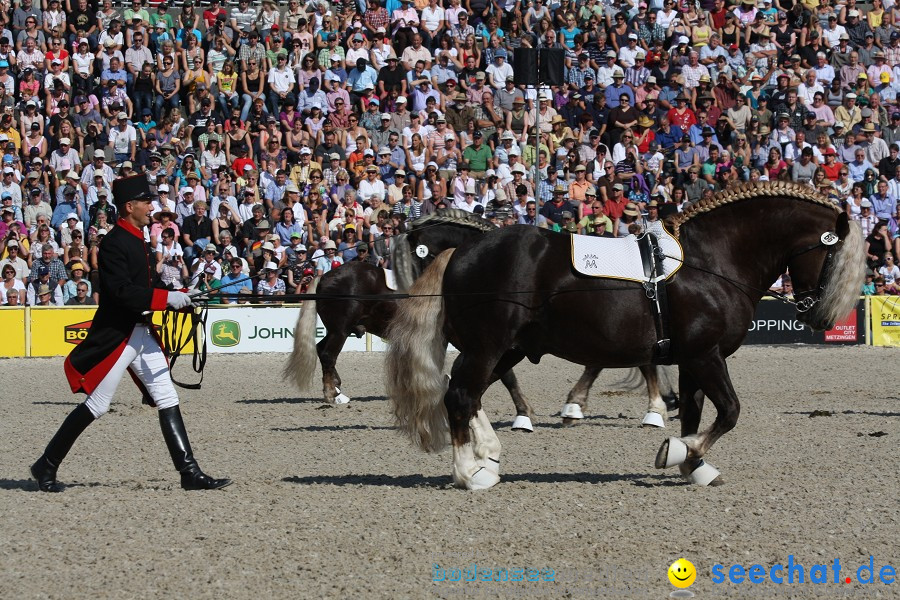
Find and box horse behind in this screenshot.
[385,183,865,489]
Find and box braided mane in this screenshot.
[408,208,496,233]
[667,181,840,238]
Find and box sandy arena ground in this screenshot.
[1,345,898,600]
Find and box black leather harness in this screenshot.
[637,233,673,365]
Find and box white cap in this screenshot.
[300,147,312,155]
[59,137,71,145]
[66,212,78,220]
[396,96,407,104]
[158,183,169,192]
[263,261,279,271]
[180,186,193,194]
[66,170,79,179]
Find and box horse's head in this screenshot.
[790,212,865,331]
[391,210,494,291]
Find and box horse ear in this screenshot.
[835,212,850,240]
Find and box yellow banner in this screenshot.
[0,308,26,357]
[29,306,98,357]
[869,296,900,347]
[29,307,195,357]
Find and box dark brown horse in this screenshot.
[386,183,865,489]
[282,211,531,420]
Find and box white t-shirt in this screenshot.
[358,179,386,202]
[421,6,445,33]
[110,124,137,154]
[879,264,900,285]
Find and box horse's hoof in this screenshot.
[560,403,583,420]
[466,467,500,490]
[686,460,721,486]
[511,415,534,432]
[334,393,350,404]
[641,411,666,428]
[655,437,688,469]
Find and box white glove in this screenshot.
[166,291,192,310]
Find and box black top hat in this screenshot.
[112,173,153,208]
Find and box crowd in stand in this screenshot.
[0,0,899,305]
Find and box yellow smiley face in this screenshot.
[668,558,697,588]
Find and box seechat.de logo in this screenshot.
[211,320,240,347]
[64,320,92,345]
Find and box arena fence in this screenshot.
[0,297,891,358]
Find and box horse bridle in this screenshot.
[781,231,842,313]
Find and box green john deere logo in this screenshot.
[211,320,240,347]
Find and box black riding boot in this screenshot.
[31,403,96,492]
[158,406,232,491]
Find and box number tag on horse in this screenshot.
[415,244,429,258]
[821,232,839,246]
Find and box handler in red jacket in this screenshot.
[30,174,231,492]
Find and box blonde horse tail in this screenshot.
[386,249,455,453]
[819,218,866,328]
[283,276,320,391]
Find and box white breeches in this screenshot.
[84,324,180,418]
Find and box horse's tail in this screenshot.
[282,276,320,390]
[391,232,416,292]
[386,249,454,453]
[819,216,866,327]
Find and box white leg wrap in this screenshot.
[641,411,666,428]
[451,442,499,490]
[560,403,584,419]
[451,412,501,490]
[511,415,534,432]
[662,437,688,468]
[687,460,721,486]
[334,393,350,404]
[472,410,501,476]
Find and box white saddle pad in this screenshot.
[570,229,683,282]
[383,268,397,291]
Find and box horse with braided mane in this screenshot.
[385,183,865,489]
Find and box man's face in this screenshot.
[129,198,154,226]
[42,247,54,262]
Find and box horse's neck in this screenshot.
[679,201,821,295]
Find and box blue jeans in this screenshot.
[155,93,181,119]
[240,93,257,122]
[133,90,153,120]
[266,91,294,121]
[218,93,239,121]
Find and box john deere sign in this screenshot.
[211,320,240,347]
[202,307,366,353]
